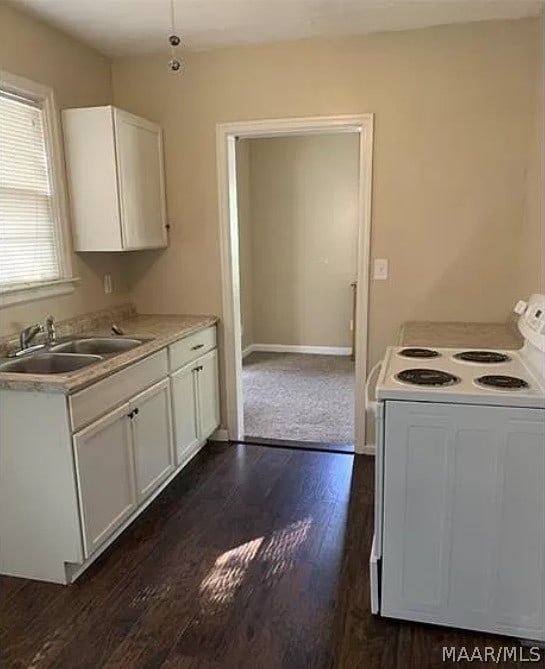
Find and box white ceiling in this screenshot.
[11,0,543,57]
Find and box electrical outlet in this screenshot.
[103,274,113,294]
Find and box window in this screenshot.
[0,72,76,307]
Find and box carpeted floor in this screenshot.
[242,351,355,445]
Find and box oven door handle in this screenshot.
[365,360,383,413]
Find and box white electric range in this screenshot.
[369,294,545,641]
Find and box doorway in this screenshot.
[216,115,374,454]
[238,133,358,447]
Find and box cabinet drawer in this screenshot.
[70,350,168,431]
[169,326,216,372]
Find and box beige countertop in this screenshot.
[0,314,218,394]
[399,320,522,350]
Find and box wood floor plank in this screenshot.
[1,443,542,669]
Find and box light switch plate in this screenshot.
[373,258,389,280]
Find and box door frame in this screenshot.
[216,114,374,453]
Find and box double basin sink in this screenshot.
[0,337,151,375]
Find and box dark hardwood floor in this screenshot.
[1,443,541,668]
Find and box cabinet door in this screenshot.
[73,403,136,557]
[196,349,220,442]
[114,109,167,250]
[130,379,174,502]
[171,363,200,465]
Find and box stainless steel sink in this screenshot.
[0,353,103,375]
[50,337,145,355]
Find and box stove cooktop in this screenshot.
[378,345,545,408]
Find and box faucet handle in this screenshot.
[45,315,56,343]
[19,323,44,350]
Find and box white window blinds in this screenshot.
[0,91,61,286]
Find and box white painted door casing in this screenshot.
[73,403,136,558]
[130,379,174,502]
[381,401,545,641]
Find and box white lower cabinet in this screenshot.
[171,363,200,464]
[171,348,220,465]
[74,379,175,557]
[73,403,136,558]
[73,344,220,561]
[131,379,174,502]
[197,349,220,441]
[0,328,220,584]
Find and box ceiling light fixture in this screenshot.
[168,0,183,73]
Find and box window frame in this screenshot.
[0,70,78,307]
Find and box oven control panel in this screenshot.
[516,294,545,350]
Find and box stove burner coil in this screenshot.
[395,368,460,387]
[475,375,529,390]
[454,351,511,364]
[399,348,440,359]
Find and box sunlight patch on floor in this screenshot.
[199,536,264,606]
[198,517,313,608]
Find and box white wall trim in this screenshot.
[244,344,351,356]
[359,443,376,456]
[216,114,374,449]
[211,428,229,442]
[242,345,256,359]
[0,277,80,309]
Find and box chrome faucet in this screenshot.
[19,324,44,351]
[45,315,56,344]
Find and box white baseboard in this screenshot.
[211,428,229,442]
[242,345,256,359]
[243,343,351,356]
[358,443,376,456]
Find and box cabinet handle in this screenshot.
[191,344,204,351]
[134,407,140,415]
[192,365,203,373]
[127,410,135,419]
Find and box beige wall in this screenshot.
[242,134,359,348]
[0,4,131,336]
[236,139,254,350]
[112,18,543,374]
[517,29,544,297]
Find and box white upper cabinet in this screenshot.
[62,106,168,251]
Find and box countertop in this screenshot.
[0,314,218,394]
[398,320,522,350]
